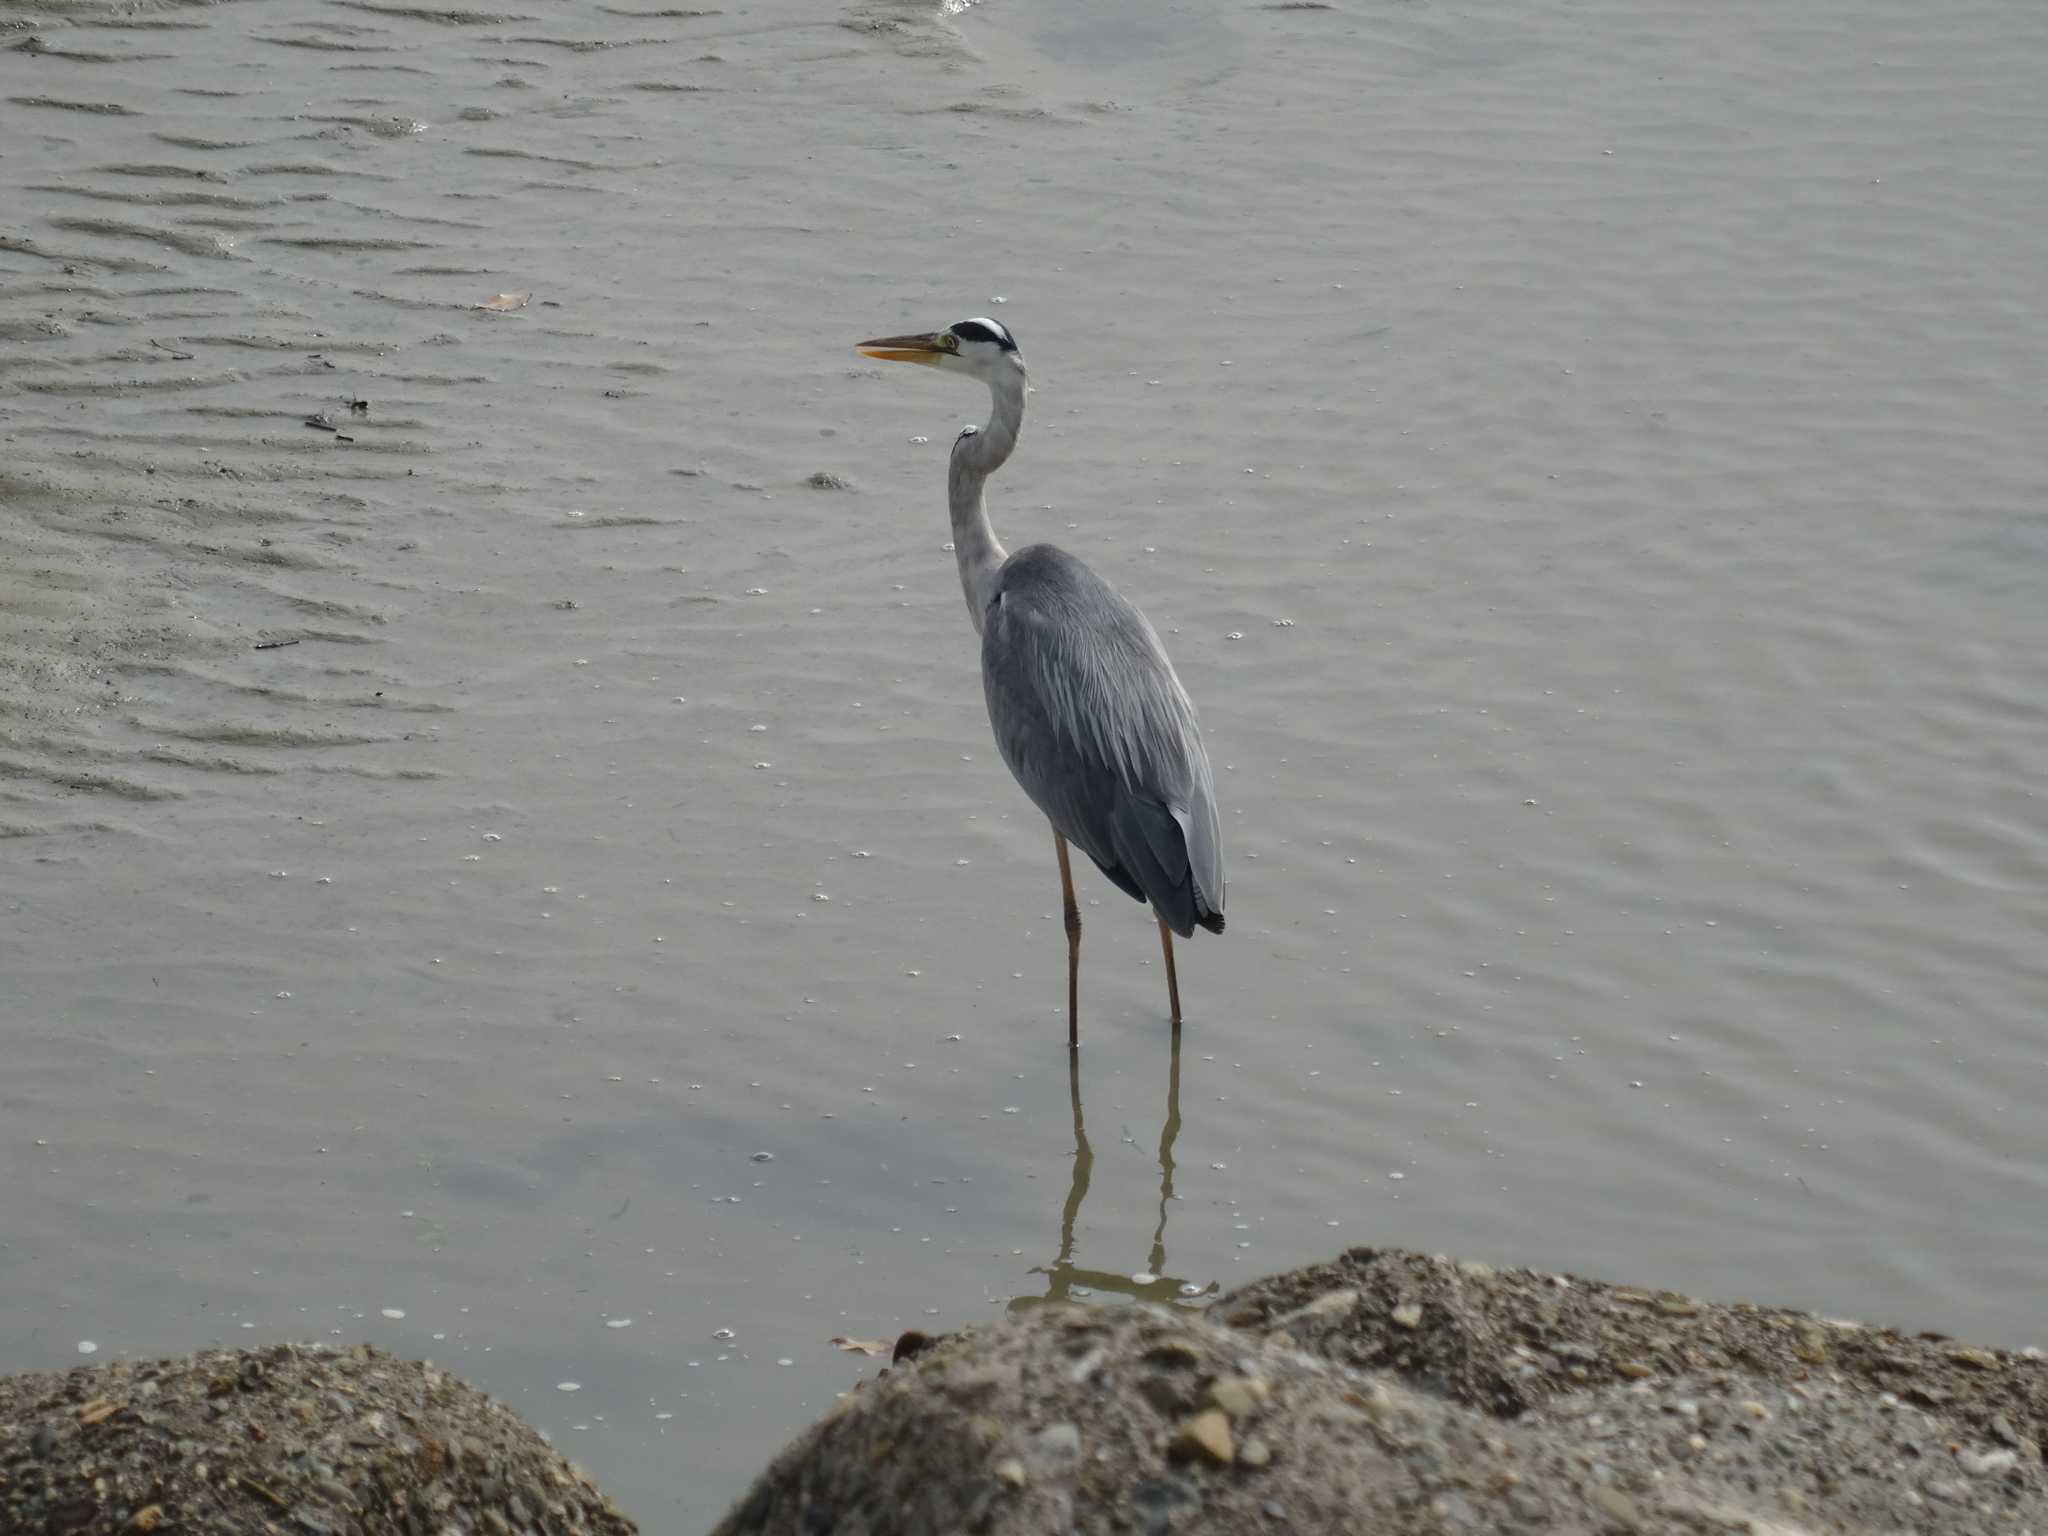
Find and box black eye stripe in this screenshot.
[949,318,1017,352]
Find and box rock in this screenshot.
[1961,1448,2019,1476]
[0,1344,634,1536]
[1207,1376,1268,1418]
[1588,1485,1638,1528]
[710,1250,2048,1535]
[1506,1487,1550,1522]
[1171,1409,1234,1466]
[1279,1289,1359,1326]
[1032,1423,1081,1463]
[9,1247,2047,1536]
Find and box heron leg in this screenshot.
[1054,830,1081,1049]
[1158,916,1182,1028]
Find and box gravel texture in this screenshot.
[0,1342,634,1536]
[7,1249,2043,1534]
[713,1247,2047,1536]
[1218,1247,2048,1442]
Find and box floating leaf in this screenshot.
[830,1336,891,1358]
[475,291,530,312]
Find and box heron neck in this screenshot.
[947,369,1025,633]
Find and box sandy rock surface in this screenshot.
[0,1342,634,1536]
[5,1250,2042,1534]
[714,1248,2047,1536]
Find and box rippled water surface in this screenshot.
[4,0,2046,1525]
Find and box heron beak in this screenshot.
[857,331,950,365]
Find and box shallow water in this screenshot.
[4,0,2046,1525]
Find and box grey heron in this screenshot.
[857,318,1225,1047]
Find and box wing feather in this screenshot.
[980,545,1224,935]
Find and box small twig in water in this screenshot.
[253,639,301,651]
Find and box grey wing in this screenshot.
[980,546,1224,937]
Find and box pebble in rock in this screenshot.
[1208,1376,1268,1418]
[1172,1409,1234,1466]
[1034,1423,1081,1463]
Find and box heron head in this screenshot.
[857,317,1025,383]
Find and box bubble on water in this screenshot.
[777,1358,793,1367]
[655,1411,674,1420]
[1070,1287,1093,1299]
[381,1308,406,1320]
[1130,1272,1157,1286]
[606,1318,633,1329]
[1225,631,1244,641]
[751,1151,775,1163]
[77,1340,98,1355]
[1179,1283,1204,1297]
[556,1382,581,1393]
[713,1327,736,1340]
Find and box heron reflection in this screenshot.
[1009,1029,1216,1313]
